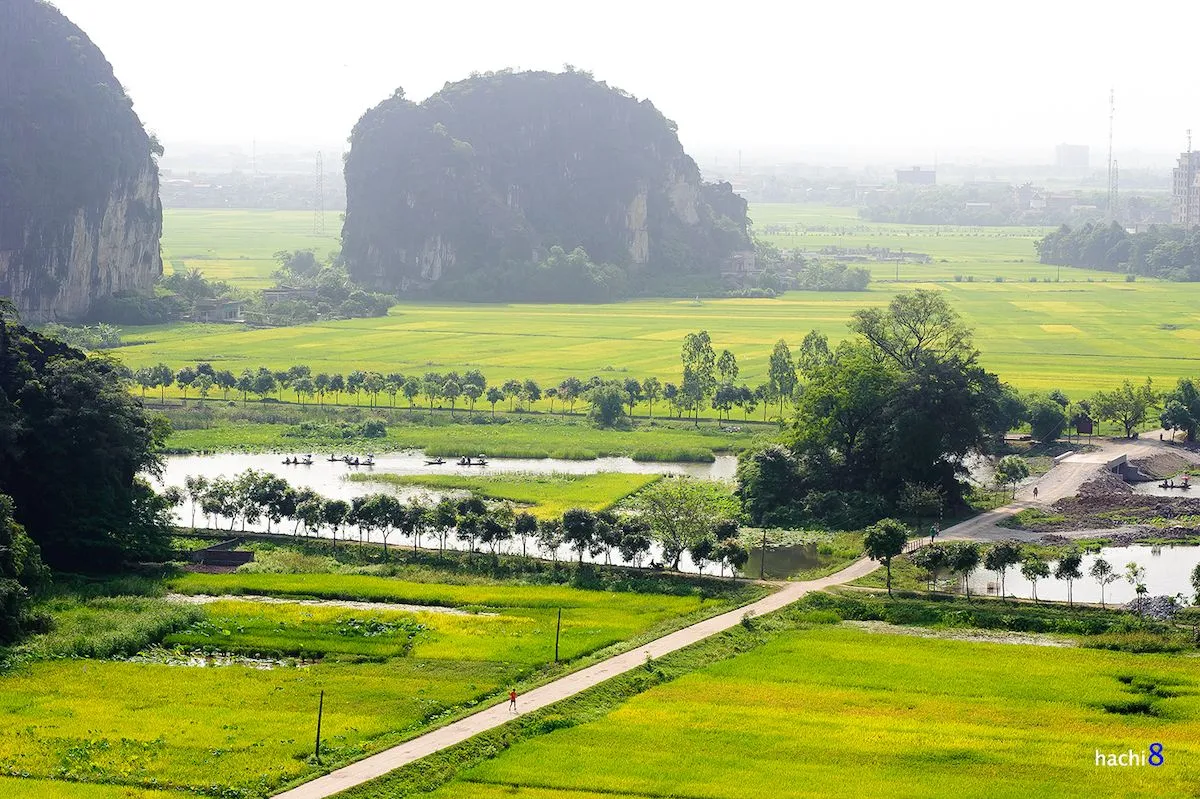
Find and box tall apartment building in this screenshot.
[1172,150,1200,227]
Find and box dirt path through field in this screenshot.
[271,556,881,799]
[945,432,1197,543]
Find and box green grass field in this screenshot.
[161,209,341,291]
[427,624,1199,799]
[119,205,1200,395]
[0,776,188,799]
[350,472,662,519]
[161,408,750,460]
[0,570,738,798]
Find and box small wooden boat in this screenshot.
[424,457,446,465]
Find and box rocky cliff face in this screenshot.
[0,0,163,322]
[342,70,749,299]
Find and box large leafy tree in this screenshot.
[741,291,1018,526]
[633,477,738,570]
[850,289,974,370]
[1161,378,1200,441]
[1093,378,1158,438]
[863,518,908,597]
[0,325,170,570]
[0,492,48,643]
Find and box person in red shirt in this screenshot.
[508,689,518,713]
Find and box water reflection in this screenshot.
[158,451,737,575]
[966,544,1200,604]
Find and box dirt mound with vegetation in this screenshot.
[1130,451,1194,480]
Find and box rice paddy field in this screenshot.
[161,209,341,292]
[122,206,1200,395]
[0,571,742,798]
[423,624,1200,799]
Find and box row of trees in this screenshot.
[133,330,819,427]
[180,471,751,574]
[1036,222,1200,282]
[1018,378,1200,443]
[864,523,1152,613]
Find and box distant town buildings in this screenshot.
[895,166,936,186]
[1171,150,1200,227]
[1055,143,1089,171]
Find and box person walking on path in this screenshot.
[508,689,518,713]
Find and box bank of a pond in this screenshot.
[967,543,1200,604]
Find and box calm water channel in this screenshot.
[966,544,1200,604]
[160,451,738,573]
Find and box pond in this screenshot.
[965,544,1200,605]
[158,451,739,575]
[161,451,737,502]
[1130,479,1195,497]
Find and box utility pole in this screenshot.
[314,152,326,235]
[314,690,324,764]
[554,608,562,662]
[1106,89,1118,223]
[759,528,767,579]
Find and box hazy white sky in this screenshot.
[49,0,1199,165]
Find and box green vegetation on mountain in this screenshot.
[342,69,750,301]
[0,0,162,320]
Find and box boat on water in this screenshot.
[458,454,489,466]
[283,455,314,466]
[424,457,447,465]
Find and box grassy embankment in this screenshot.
[0,544,762,799]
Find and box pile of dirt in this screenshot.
[1015,491,1200,534]
[1131,451,1195,480]
[1077,471,1133,499]
[1122,595,1181,620]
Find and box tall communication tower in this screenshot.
[1186,130,1194,233]
[313,151,326,235]
[1106,89,1118,222]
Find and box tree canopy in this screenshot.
[0,323,170,571]
[738,291,1017,528]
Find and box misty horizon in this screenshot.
[46,0,1200,171]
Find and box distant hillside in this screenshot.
[342,69,750,301]
[0,0,162,321]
